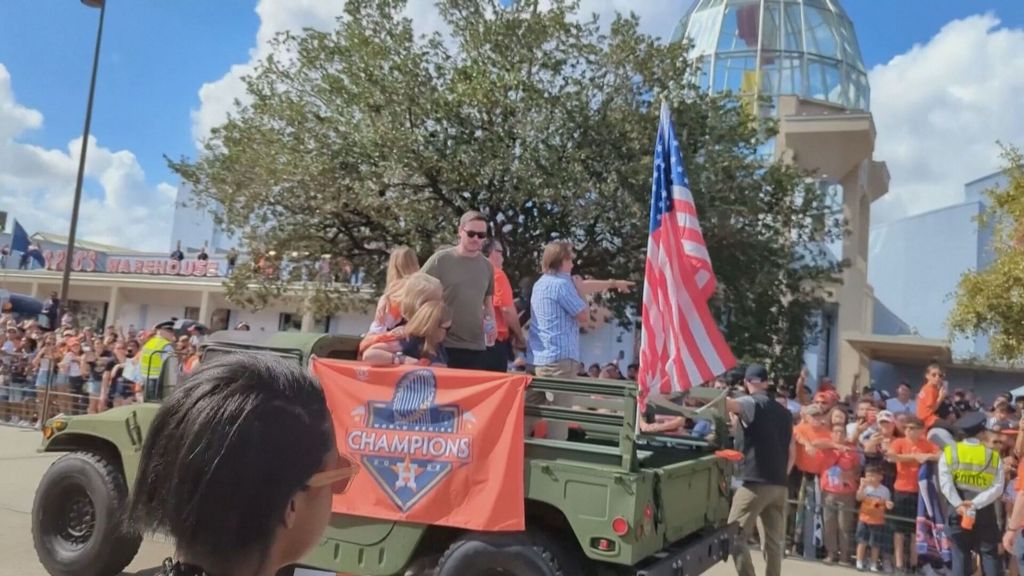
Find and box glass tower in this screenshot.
[673,0,869,111]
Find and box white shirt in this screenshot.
[937,438,1005,511]
[886,397,916,414]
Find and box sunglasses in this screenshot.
[306,453,360,495]
[464,230,487,239]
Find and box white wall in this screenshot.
[169,183,238,254]
[868,201,986,358]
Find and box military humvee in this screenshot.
[32,331,735,576]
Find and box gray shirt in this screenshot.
[422,247,494,351]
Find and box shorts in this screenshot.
[68,376,86,395]
[890,491,918,535]
[87,379,102,397]
[114,381,135,399]
[35,370,50,388]
[856,521,888,547]
[9,377,31,401]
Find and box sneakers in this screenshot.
[857,561,866,572]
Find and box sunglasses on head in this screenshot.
[464,230,487,239]
[306,453,360,495]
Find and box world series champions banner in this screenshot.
[311,358,529,531]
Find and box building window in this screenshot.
[278,313,331,333]
[209,308,230,332]
[184,307,200,322]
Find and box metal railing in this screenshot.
[0,350,144,429]
[732,472,1012,573]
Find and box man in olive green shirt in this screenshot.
[422,211,495,370]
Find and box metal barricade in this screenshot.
[0,349,149,428]
[0,350,46,428]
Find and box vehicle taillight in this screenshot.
[611,516,630,536]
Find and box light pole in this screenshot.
[59,0,106,321]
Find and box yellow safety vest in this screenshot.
[140,336,171,379]
[943,441,999,496]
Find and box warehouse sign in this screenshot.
[42,249,223,277]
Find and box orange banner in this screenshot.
[311,358,529,531]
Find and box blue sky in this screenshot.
[1,0,1024,249]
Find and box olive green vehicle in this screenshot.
[32,331,736,576]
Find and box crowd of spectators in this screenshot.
[724,367,1023,575]
[0,313,201,427]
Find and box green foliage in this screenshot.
[949,145,1024,362]
[169,0,841,373]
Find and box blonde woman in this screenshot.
[362,300,452,367]
[367,247,421,334]
[366,272,442,336]
[386,246,419,288]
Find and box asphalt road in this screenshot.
[0,424,853,576]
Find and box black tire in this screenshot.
[32,451,142,576]
[436,531,582,576]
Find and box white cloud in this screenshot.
[870,13,1024,224]
[191,0,691,144]
[0,63,176,252]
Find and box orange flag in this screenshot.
[311,358,528,531]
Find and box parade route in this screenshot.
[0,425,172,576]
[0,425,859,576]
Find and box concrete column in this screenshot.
[30,283,41,298]
[107,286,121,327]
[301,311,316,333]
[198,290,212,325]
[835,163,873,396]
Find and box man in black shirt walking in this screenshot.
[725,364,796,576]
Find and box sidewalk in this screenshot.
[0,425,172,576]
[706,554,860,576]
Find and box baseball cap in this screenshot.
[813,392,832,404]
[876,410,896,423]
[744,364,768,383]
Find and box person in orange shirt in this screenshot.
[820,423,860,565]
[886,416,939,573]
[791,404,835,556]
[482,239,525,372]
[794,404,834,475]
[916,363,947,429]
[856,465,895,572]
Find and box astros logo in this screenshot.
[345,369,473,512]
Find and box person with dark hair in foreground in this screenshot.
[129,353,358,576]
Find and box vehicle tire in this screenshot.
[32,451,142,576]
[436,530,581,576]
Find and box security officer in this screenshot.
[938,411,1005,576]
[140,320,176,399]
[724,364,795,576]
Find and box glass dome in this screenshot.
[673,0,869,111]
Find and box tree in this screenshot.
[170,0,841,374]
[949,145,1024,362]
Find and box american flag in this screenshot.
[638,102,736,403]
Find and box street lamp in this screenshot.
[59,0,106,321]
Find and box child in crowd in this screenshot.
[821,423,860,565]
[886,416,938,574]
[857,465,894,572]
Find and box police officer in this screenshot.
[140,320,176,399]
[938,411,1005,576]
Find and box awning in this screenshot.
[843,333,952,365]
